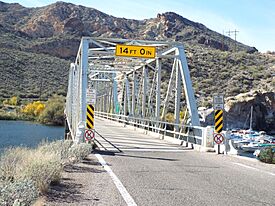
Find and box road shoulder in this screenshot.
[43,154,125,206]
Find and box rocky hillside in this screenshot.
[0,2,274,112]
[0,1,257,59]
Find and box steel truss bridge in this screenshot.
[65,37,213,148]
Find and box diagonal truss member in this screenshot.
[65,37,200,142]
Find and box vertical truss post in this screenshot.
[155,58,161,128]
[125,77,131,116]
[100,96,102,112]
[113,74,119,114]
[95,80,99,110]
[177,46,200,126]
[147,71,156,117]
[75,38,89,143]
[101,96,104,112]
[80,39,89,123]
[142,66,147,118]
[103,94,107,112]
[108,83,113,113]
[123,80,127,116]
[73,65,78,134]
[66,63,75,138]
[104,86,108,113]
[136,79,142,117]
[106,83,110,113]
[131,71,136,116]
[174,59,181,138]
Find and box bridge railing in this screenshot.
[95,111,205,146]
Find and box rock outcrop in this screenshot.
[202,91,275,133]
[226,91,275,133]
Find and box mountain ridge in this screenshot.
[0,1,257,56]
[0,1,273,101]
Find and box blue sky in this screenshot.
[3,0,275,52]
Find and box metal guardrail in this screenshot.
[95,111,204,145]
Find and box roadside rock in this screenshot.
[202,91,275,133]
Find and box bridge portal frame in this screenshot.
[66,37,201,143]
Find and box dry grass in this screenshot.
[0,140,93,205]
[16,150,63,194]
[0,147,30,181]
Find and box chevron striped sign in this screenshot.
[86,104,94,129]
[214,109,223,133]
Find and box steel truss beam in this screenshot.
[65,37,200,142]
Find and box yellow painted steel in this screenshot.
[214,109,223,133]
[115,44,156,58]
[214,110,223,120]
[86,104,94,129]
[87,105,94,115]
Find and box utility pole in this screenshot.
[222,30,225,51]
[227,29,239,52]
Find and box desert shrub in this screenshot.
[9,96,19,106]
[258,146,275,164]
[0,140,93,201]
[0,148,30,181]
[38,140,73,166]
[0,111,18,120]
[16,150,62,193]
[39,95,65,125]
[2,96,19,106]
[21,101,45,117]
[16,141,92,193]
[68,143,93,163]
[0,179,38,206]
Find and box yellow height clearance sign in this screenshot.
[115,44,156,58]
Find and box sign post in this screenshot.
[213,94,224,133]
[86,88,96,142]
[213,94,224,154]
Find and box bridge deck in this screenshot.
[94,118,187,153]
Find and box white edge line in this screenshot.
[114,149,192,152]
[233,162,259,170]
[95,153,137,206]
[233,162,275,176]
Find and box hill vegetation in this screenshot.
[0,1,274,107]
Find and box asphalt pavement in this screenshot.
[48,118,275,206]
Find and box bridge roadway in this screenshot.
[47,118,275,206]
[93,118,275,206]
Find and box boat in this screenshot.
[242,142,260,152]
[229,106,274,153]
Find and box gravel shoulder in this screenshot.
[44,154,125,206]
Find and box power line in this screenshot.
[227,29,239,52]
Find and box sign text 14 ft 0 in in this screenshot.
[115,44,156,59]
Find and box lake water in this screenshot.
[0,120,64,152]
